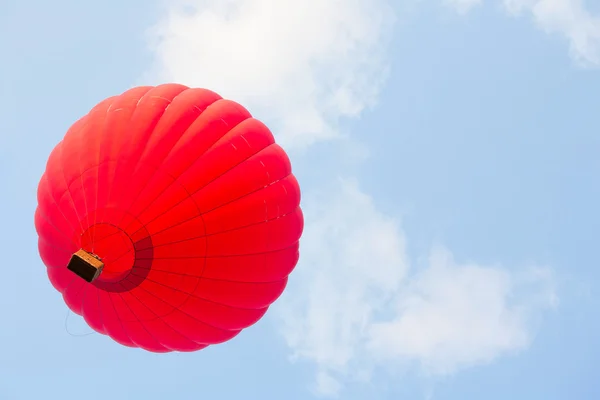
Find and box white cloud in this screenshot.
[445,0,483,14]
[503,0,600,66]
[143,0,394,150]
[278,179,557,396]
[447,0,600,67]
[367,248,557,375]
[280,179,408,372]
[314,370,344,398]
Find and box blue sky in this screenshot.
[1,0,599,399]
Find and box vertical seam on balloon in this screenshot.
[58,160,113,214]
[36,212,77,253]
[91,96,123,253]
[79,173,92,253]
[105,292,136,347]
[93,89,152,243]
[62,277,87,318]
[39,174,80,244]
[122,287,202,350]
[132,93,221,177]
[92,286,105,337]
[112,99,238,234]
[42,157,81,244]
[57,136,85,241]
[263,168,276,302]
[37,238,71,261]
[115,291,169,352]
[130,93,229,184]
[79,281,94,334]
[108,88,191,210]
[98,86,185,240]
[55,141,93,305]
[72,117,96,234]
[76,114,98,255]
[95,89,149,233]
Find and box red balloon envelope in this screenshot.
[34,83,304,352]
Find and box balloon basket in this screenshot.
[67,249,104,282]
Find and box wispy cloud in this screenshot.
[367,249,557,374]
[448,0,600,67]
[278,178,557,396]
[143,0,394,150]
[504,0,600,66]
[445,0,483,14]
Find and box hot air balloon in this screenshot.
[34,83,304,352]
